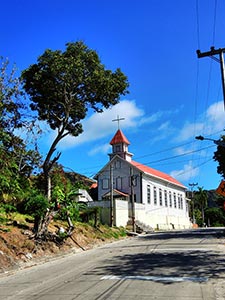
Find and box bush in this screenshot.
[25,191,49,218]
[1,203,16,215]
[59,202,80,222]
[205,207,225,227]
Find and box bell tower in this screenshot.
[109,129,133,161]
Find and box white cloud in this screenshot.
[88,143,110,156]
[45,99,184,151]
[174,146,194,156]
[175,101,225,142]
[175,122,204,142]
[58,100,144,149]
[206,101,224,132]
[138,111,164,125]
[170,161,199,183]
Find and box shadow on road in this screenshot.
[84,229,225,284]
[137,228,225,241]
[86,250,225,284]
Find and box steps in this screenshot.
[129,219,154,233]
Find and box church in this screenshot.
[92,127,191,231]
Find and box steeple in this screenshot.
[109,129,133,161]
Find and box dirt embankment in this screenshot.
[0,222,127,274]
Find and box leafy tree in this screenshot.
[0,57,41,203]
[21,41,129,200]
[193,208,203,227]
[205,207,225,227]
[194,187,208,225]
[213,135,225,178]
[21,41,129,236]
[25,190,49,233]
[0,57,24,132]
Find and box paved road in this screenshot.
[0,228,225,300]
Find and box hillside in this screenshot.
[0,217,127,274]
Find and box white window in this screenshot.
[116,177,122,190]
[116,145,120,152]
[154,187,157,205]
[115,160,121,169]
[164,190,168,207]
[186,200,189,212]
[181,196,183,209]
[174,193,177,208]
[169,191,172,207]
[178,194,181,209]
[147,185,151,204]
[159,188,163,206]
[102,178,109,189]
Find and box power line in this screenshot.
[174,157,214,180]
[138,145,215,167]
[74,130,224,177]
[152,155,213,168]
[196,0,200,49]
[212,0,218,45]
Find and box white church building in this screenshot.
[92,128,191,230]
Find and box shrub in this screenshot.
[25,191,49,218]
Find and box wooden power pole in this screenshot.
[110,164,114,227]
[197,46,225,108]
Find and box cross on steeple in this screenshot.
[112,115,125,129]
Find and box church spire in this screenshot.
[109,126,133,162]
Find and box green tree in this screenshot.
[0,57,41,203]
[25,190,49,233]
[205,207,225,227]
[0,57,24,132]
[213,135,225,178]
[21,41,129,197]
[194,187,208,225]
[21,41,129,236]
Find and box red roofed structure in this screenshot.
[93,128,191,230]
[110,129,130,145]
[130,160,185,188]
[109,129,133,162]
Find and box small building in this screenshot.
[92,129,191,230]
[74,189,94,203]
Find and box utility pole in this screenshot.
[110,164,114,227]
[196,46,225,108]
[189,183,198,224]
[130,167,136,232]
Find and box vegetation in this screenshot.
[213,135,225,178]
[193,187,208,226]
[192,188,225,227]
[21,41,129,236]
[0,210,127,273]
[0,41,128,244]
[1,39,225,264]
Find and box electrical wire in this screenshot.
[196,0,200,50]
[212,0,218,45]
[135,144,215,167]
[75,144,215,178]
[192,0,219,185]
[172,157,214,180]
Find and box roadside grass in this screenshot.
[0,211,128,273]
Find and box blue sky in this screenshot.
[1,0,225,191]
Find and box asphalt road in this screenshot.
[0,228,225,300]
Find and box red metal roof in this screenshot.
[130,160,185,188]
[110,129,130,145]
[90,182,97,189]
[103,189,129,198]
